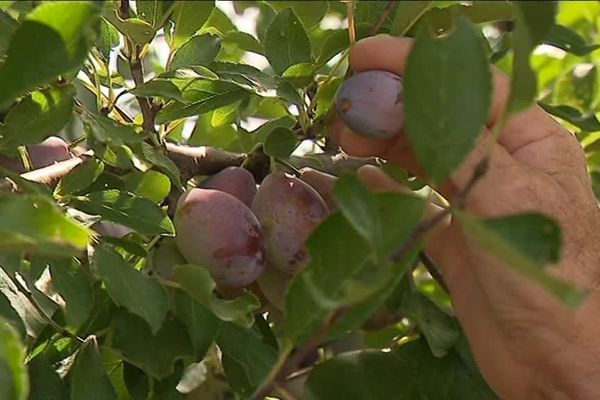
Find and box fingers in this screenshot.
[345,35,585,179]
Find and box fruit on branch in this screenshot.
[174,188,266,288]
[299,167,337,211]
[252,172,328,275]
[198,166,257,207]
[335,70,404,139]
[0,136,71,173]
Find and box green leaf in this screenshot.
[216,322,278,389]
[1,85,75,149]
[69,337,117,400]
[131,79,184,102]
[286,192,425,344]
[139,142,183,189]
[305,338,497,400]
[252,116,296,143]
[0,194,91,256]
[456,211,585,306]
[405,14,491,184]
[267,1,328,29]
[223,31,265,56]
[123,170,171,203]
[173,290,220,358]
[507,2,557,114]
[264,8,312,75]
[170,1,214,49]
[72,190,174,236]
[282,62,316,88]
[211,61,278,91]
[387,277,459,357]
[102,7,154,45]
[0,318,27,400]
[156,85,247,123]
[333,173,381,247]
[0,293,25,339]
[137,0,174,32]
[544,24,600,56]
[314,77,342,119]
[0,9,17,58]
[112,310,193,379]
[390,1,433,36]
[48,258,93,329]
[91,244,169,333]
[172,264,261,328]
[540,103,600,132]
[28,357,68,400]
[263,127,298,159]
[0,1,101,105]
[82,112,146,146]
[170,34,222,70]
[55,158,104,197]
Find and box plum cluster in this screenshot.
[174,166,337,307]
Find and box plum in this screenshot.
[175,188,266,288]
[198,166,257,207]
[335,70,404,139]
[252,172,328,275]
[0,136,71,173]
[299,167,337,211]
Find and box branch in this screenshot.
[289,152,381,175]
[164,142,246,182]
[369,0,396,35]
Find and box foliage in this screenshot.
[0,1,597,399]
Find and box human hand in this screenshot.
[332,35,600,400]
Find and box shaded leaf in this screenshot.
[55,158,104,197]
[456,211,584,306]
[92,244,168,333]
[48,257,93,329]
[0,318,27,400]
[69,337,116,400]
[112,310,193,379]
[2,85,75,149]
[390,1,433,36]
[305,338,497,400]
[544,23,600,56]
[28,357,68,400]
[173,290,220,358]
[263,127,298,158]
[72,190,174,236]
[540,103,600,132]
[507,2,557,114]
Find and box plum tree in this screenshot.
[252,172,328,275]
[0,136,71,172]
[174,188,266,288]
[198,166,257,207]
[299,167,338,211]
[335,70,404,139]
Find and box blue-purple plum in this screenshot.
[335,70,404,139]
[252,172,328,275]
[198,166,257,207]
[175,188,266,288]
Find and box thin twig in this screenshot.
[369,0,396,35]
[418,251,449,293]
[249,308,347,400]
